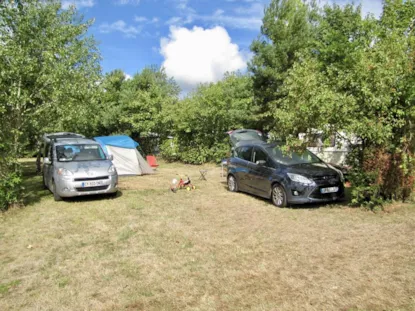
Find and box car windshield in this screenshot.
[56,144,106,162]
[266,145,322,166]
[231,130,265,144]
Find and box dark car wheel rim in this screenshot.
[273,186,284,206]
[228,176,236,191]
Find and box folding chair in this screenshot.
[199,169,208,181]
[146,155,159,168]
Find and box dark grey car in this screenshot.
[227,142,345,207]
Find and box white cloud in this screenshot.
[61,0,95,9]
[166,2,264,31]
[134,16,159,24]
[319,0,383,18]
[175,0,190,10]
[114,0,141,5]
[198,8,262,30]
[233,2,264,15]
[134,16,148,22]
[124,73,133,80]
[99,20,142,38]
[160,26,248,91]
[166,16,183,25]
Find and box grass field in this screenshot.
[1,159,414,311]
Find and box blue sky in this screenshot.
[63,0,383,91]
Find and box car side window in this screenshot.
[235,146,253,162]
[253,147,268,165]
[49,144,54,163]
[43,143,50,159]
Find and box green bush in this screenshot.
[348,147,415,210]
[160,137,228,164]
[160,73,258,164]
[160,138,180,162]
[0,171,22,211]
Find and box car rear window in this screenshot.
[230,130,265,144]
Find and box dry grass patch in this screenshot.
[0,159,414,311]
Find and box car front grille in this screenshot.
[312,175,339,186]
[312,175,338,182]
[74,176,109,182]
[75,186,109,192]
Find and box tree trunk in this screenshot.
[13,78,22,173]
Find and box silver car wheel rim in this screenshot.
[228,176,236,191]
[273,187,284,206]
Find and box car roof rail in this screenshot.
[42,132,85,143]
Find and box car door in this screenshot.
[248,146,275,198]
[232,146,253,192]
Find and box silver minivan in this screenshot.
[42,133,118,201]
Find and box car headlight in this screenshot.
[57,168,73,176]
[108,165,117,175]
[287,173,315,185]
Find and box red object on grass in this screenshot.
[146,155,159,167]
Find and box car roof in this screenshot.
[230,129,261,133]
[54,138,99,146]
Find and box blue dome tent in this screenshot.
[94,135,154,176]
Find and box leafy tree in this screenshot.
[116,66,180,139]
[253,0,415,206]
[96,66,180,154]
[97,69,127,135]
[0,0,101,209]
[161,73,258,164]
[249,0,317,129]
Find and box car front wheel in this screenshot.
[227,175,238,192]
[271,184,287,207]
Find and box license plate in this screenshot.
[82,181,104,187]
[320,187,339,194]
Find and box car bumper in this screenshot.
[286,183,345,205]
[55,175,118,198]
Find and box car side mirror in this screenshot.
[256,160,266,166]
[44,157,51,165]
[107,154,114,161]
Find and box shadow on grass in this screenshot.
[20,159,123,205]
[220,180,352,210]
[21,159,50,206]
[63,190,123,203]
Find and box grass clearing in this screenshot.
[0,159,414,310]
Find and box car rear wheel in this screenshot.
[52,180,62,202]
[227,175,238,192]
[271,184,287,207]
